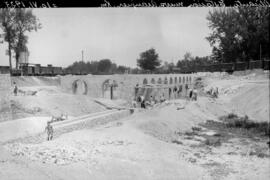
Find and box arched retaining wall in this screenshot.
[60,74,195,100]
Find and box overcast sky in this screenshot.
[0,8,213,68]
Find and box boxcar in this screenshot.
[21,65,34,75]
[52,67,63,75]
[40,66,50,75]
[34,64,41,75]
[0,66,10,74]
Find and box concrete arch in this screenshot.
[179,77,181,84]
[102,79,112,93]
[186,76,188,83]
[151,78,156,84]
[102,79,118,99]
[72,79,88,95]
[189,76,192,83]
[143,78,148,85]
[164,77,168,84]
[174,77,177,84]
[169,77,173,84]
[157,77,162,84]
[183,76,185,84]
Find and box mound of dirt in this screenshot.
[127,98,229,143]
[9,86,107,120]
[230,83,269,122]
[0,117,50,142]
[200,72,269,122]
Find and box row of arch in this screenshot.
[142,76,192,85]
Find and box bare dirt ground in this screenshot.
[0,71,269,180]
[9,85,108,119]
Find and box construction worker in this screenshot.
[45,121,54,141]
[160,94,165,103]
[189,88,193,100]
[173,86,177,99]
[132,97,137,108]
[149,95,155,107]
[13,82,18,96]
[141,99,146,109]
[215,87,219,98]
[135,84,139,98]
[185,84,189,97]
[192,88,198,101]
[178,85,182,98]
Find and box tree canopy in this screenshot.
[137,48,161,72]
[65,59,131,75]
[0,8,41,71]
[176,52,213,71]
[206,7,269,63]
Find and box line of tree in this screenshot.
[0,9,41,73]
[136,48,215,74]
[176,52,214,71]
[206,7,269,63]
[65,59,132,75]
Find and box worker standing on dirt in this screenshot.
[135,84,139,98]
[13,82,18,96]
[173,86,177,99]
[169,88,172,100]
[141,99,146,109]
[185,84,189,97]
[178,85,182,98]
[45,121,54,141]
[149,95,155,106]
[132,97,137,108]
[139,95,146,108]
[189,88,193,100]
[215,87,219,97]
[160,93,165,103]
[212,87,219,98]
[192,88,198,101]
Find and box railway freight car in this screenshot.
[52,66,63,75]
[0,66,10,74]
[34,64,41,75]
[40,66,51,75]
[21,64,34,75]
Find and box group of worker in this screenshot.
[133,83,199,109]
[132,94,165,109]
[207,87,219,98]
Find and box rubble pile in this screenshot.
[219,84,244,96]
[6,143,87,165]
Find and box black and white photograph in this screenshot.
[0,4,269,180]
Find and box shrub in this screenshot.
[205,137,221,146]
[222,113,270,136]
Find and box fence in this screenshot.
[179,60,270,73]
